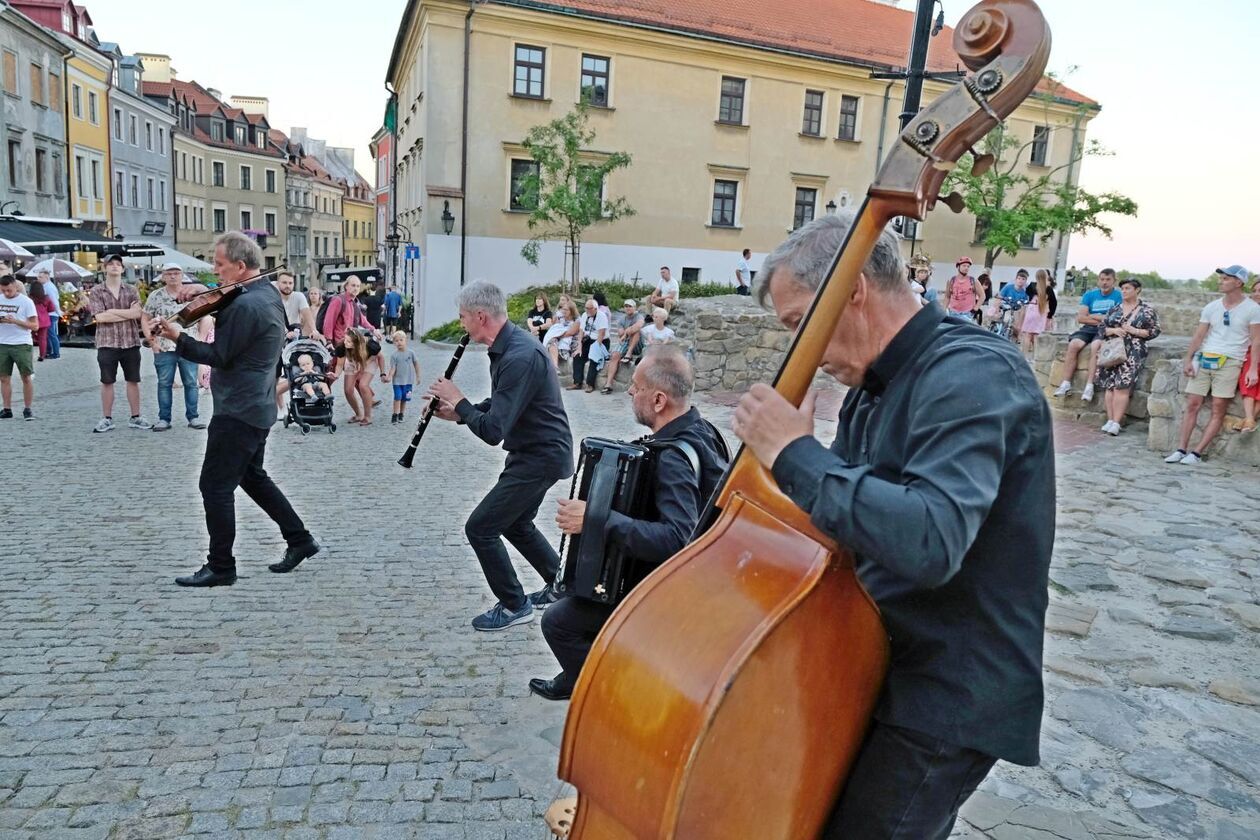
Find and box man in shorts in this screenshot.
[1052,268,1121,402]
[1165,265,1260,465]
[600,298,645,394]
[89,253,151,432]
[0,274,38,420]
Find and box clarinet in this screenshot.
[397,334,470,469]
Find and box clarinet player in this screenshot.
[530,346,727,700]
[426,281,574,631]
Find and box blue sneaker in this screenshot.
[472,601,534,632]
[527,582,560,609]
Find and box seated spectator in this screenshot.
[640,307,676,346]
[600,298,646,394]
[1239,277,1260,434]
[1165,265,1259,464]
[567,298,609,393]
[648,266,680,313]
[1053,268,1121,401]
[526,294,553,342]
[292,353,332,400]
[544,301,580,370]
[1094,278,1160,436]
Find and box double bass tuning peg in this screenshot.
[969,149,996,176]
[937,192,966,214]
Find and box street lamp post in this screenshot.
[385,221,412,333]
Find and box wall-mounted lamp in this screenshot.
[441,200,455,236]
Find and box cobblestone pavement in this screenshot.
[1,344,1257,839]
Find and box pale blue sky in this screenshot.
[85,0,1256,279]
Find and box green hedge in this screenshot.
[422,280,737,342]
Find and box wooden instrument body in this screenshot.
[555,2,1051,836]
[168,266,287,327]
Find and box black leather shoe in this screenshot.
[528,676,574,701]
[269,540,320,573]
[175,565,236,587]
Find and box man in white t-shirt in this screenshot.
[735,249,752,296]
[38,269,62,359]
[649,266,681,312]
[0,274,38,420]
[274,271,317,339]
[1165,264,1260,465]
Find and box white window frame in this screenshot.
[239,164,252,190]
[71,84,82,118]
[212,203,228,233]
[112,107,122,140]
[239,204,255,231]
[88,90,98,125]
[145,121,153,151]
[113,169,125,206]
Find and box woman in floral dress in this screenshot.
[1095,277,1161,435]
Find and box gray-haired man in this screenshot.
[732,214,1055,838]
[427,280,574,631]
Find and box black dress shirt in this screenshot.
[455,321,573,480]
[771,304,1055,765]
[175,281,287,430]
[605,407,727,566]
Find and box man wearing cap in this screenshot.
[1164,265,1260,465]
[945,257,982,321]
[600,299,646,394]
[141,263,205,431]
[89,253,151,432]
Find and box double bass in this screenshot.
[553,2,1052,837]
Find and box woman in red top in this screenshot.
[27,281,56,361]
[1238,278,1260,433]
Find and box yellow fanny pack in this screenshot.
[1197,352,1228,371]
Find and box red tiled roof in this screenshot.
[487,0,1095,106]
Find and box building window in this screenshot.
[34,148,46,192]
[265,256,276,270]
[158,127,166,155]
[213,208,226,233]
[265,211,276,235]
[49,72,60,111]
[973,217,989,244]
[74,154,84,196]
[513,45,546,98]
[88,91,98,125]
[211,121,223,142]
[718,77,745,124]
[265,169,276,193]
[1019,230,1036,248]
[257,133,265,150]
[838,95,859,141]
[241,209,252,230]
[146,177,155,209]
[580,54,609,107]
[681,267,701,283]
[7,141,19,188]
[159,179,167,211]
[29,64,44,106]
[112,107,122,140]
[711,179,738,227]
[128,114,137,144]
[1030,125,1049,166]
[240,165,252,190]
[2,51,16,96]
[114,170,124,205]
[234,125,246,145]
[61,8,71,32]
[802,90,823,136]
[793,187,817,230]
[509,159,539,210]
[145,121,153,151]
[212,161,224,187]
[71,84,82,118]
[130,174,139,206]
[52,152,62,195]
[91,159,101,199]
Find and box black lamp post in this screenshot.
[440,200,455,236]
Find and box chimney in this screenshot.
[207,88,222,102]
[230,95,269,118]
[135,52,174,83]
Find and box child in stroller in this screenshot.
[282,338,337,434]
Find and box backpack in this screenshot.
[315,297,332,334]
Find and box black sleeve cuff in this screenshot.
[771,435,832,513]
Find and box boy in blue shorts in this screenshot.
[388,331,421,424]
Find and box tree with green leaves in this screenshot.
[942,85,1137,273]
[517,100,634,291]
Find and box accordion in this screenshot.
[554,437,659,606]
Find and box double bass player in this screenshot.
[734,214,1055,838]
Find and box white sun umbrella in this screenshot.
[21,257,93,282]
[0,238,35,261]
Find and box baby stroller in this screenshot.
[282,338,337,434]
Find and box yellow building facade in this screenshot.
[63,45,111,229]
[342,192,375,270]
[386,0,1097,331]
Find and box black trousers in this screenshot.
[540,594,614,691]
[465,464,562,611]
[824,722,997,839]
[200,416,311,572]
[571,338,610,388]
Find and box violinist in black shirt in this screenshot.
[530,346,727,700]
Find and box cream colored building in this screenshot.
[385,0,1097,331]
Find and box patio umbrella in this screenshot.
[0,238,34,261]
[20,257,93,283]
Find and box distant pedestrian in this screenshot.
[360,282,387,330]
[38,269,62,359]
[1164,265,1258,464]
[383,285,404,333]
[141,263,205,431]
[1095,278,1160,436]
[945,257,982,321]
[27,280,55,361]
[735,248,752,296]
[388,330,421,424]
[1019,269,1055,359]
[1065,265,1077,295]
[1237,278,1260,434]
[0,274,37,420]
[89,253,151,432]
[332,330,377,425]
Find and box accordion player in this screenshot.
[530,346,729,701]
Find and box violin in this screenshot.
[552,2,1052,837]
[166,265,288,327]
